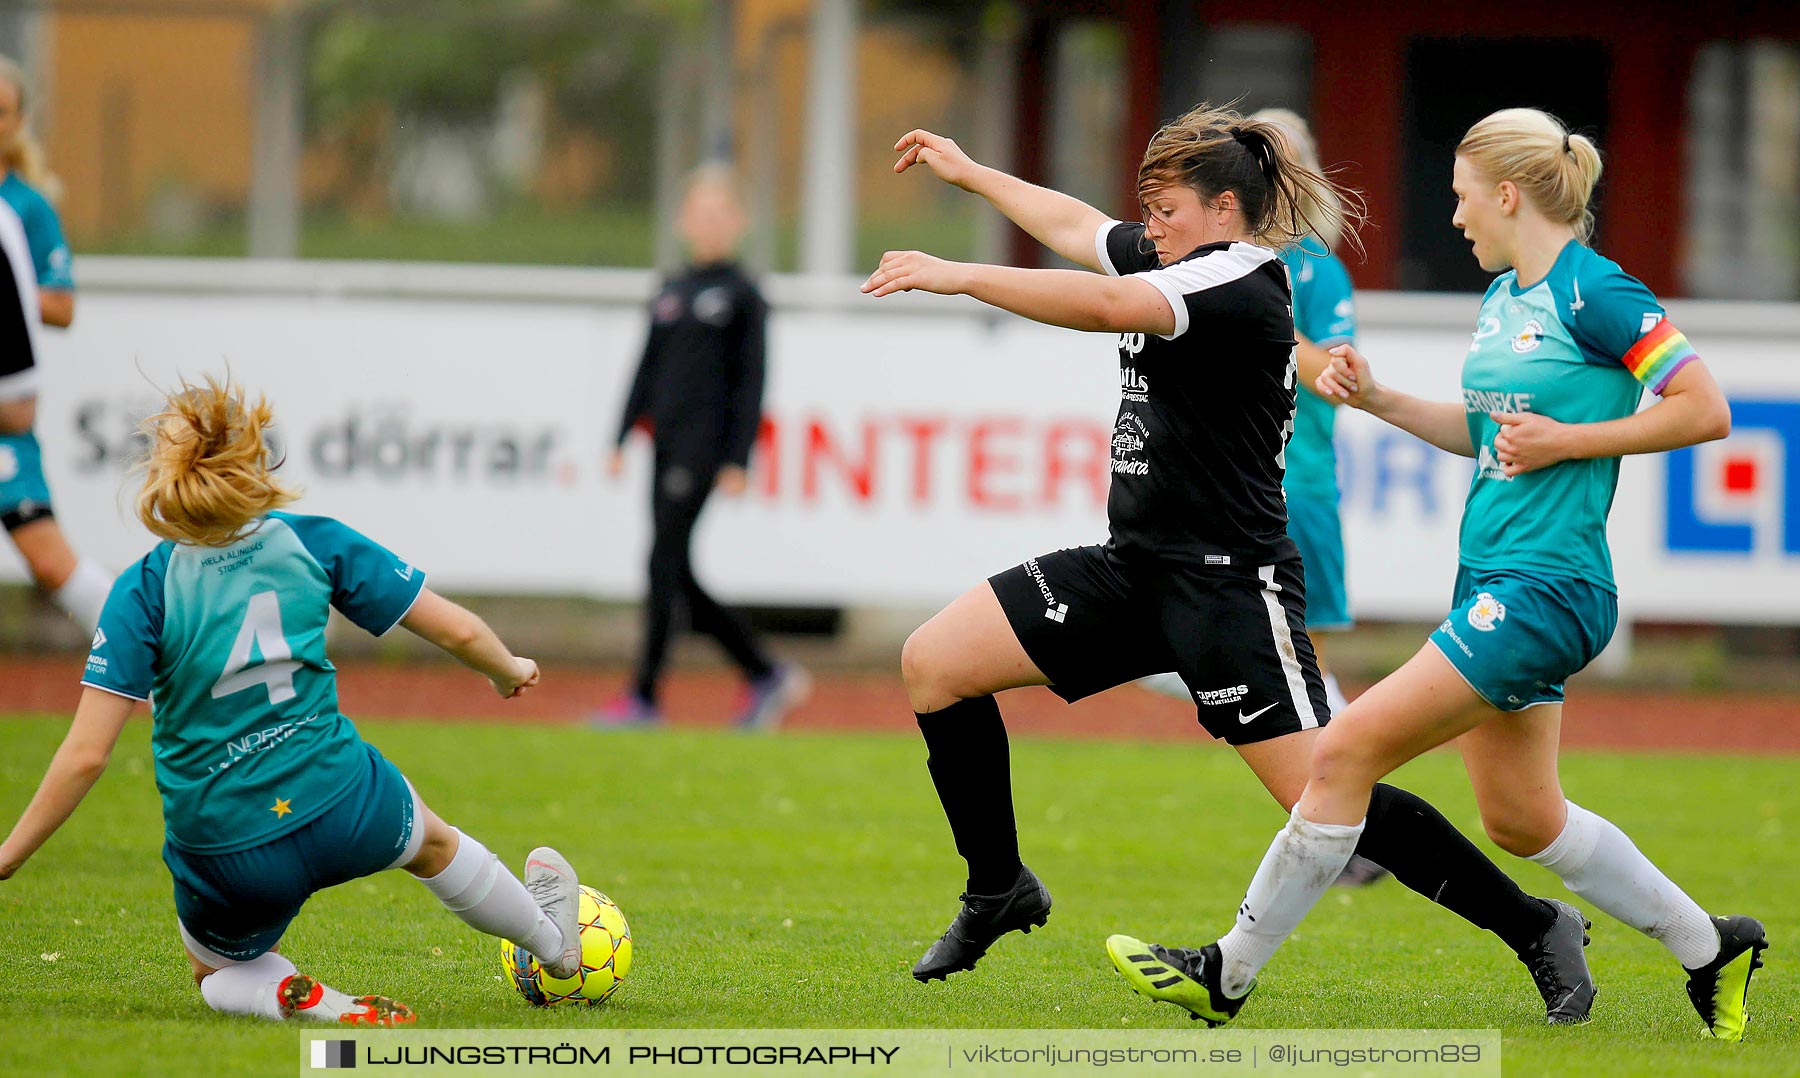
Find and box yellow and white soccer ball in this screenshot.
[501,885,632,1006]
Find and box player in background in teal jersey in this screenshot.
[0,378,588,1025]
[1109,110,1765,1040]
[0,55,110,635]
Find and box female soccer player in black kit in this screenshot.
[862,104,1593,1024]
[601,167,808,730]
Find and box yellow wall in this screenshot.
[44,5,273,241]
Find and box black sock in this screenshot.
[1358,783,1556,954]
[916,695,1022,895]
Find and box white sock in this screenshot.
[417,829,565,961]
[1216,807,1365,996]
[53,558,111,635]
[1136,672,1190,701]
[1322,672,1349,716]
[199,950,297,1020]
[1526,800,1719,968]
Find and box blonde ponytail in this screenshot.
[137,377,298,547]
[1456,108,1602,241]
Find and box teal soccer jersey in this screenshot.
[1459,240,1697,591]
[82,512,425,854]
[1281,237,1356,503]
[0,173,72,291]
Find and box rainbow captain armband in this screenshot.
[1621,319,1698,394]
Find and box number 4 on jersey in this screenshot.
[212,590,300,704]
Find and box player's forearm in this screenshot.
[955,264,1171,335]
[401,591,517,683]
[963,166,1110,271]
[1295,337,1338,403]
[1364,387,1476,457]
[1560,387,1731,460]
[0,747,109,878]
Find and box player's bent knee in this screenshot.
[1480,809,1562,858]
[1308,724,1389,790]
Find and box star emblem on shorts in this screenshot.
[270,798,292,818]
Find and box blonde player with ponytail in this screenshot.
[0,377,589,1025]
[1109,109,1764,1041]
[0,55,108,636]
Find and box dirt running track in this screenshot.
[2,656,1795,753]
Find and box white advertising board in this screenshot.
[9,259,1799,626]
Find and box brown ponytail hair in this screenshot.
[1137,102,1366,257]
[136,376,297,547]
[1456,108,1603,241]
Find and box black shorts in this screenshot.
[990,545,1329,745]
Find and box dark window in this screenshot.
[1400,38,1610,292]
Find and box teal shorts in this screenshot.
[0,430,53,531]
[165,741,420,964]
[1429,565,1616,711]
[1287,493,1350,631]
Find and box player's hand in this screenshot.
[715,465,748,497]
[861,251,966,298]
[1491,411,1570,476]
[492,656,540,699]
[893,130,979,189]
[1316,344,1381,410]
[605,450,625,479]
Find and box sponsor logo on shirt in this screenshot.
[395,563,416,581]
[0,444,16,482]
[1476,444,1512,482]
[201,539,265,577]
[1194,684,1250,706]
[1119,367,1150,403]
[208,715,321,775]
[1118,332,1146,358]
[1511,319,1545,353]
[1462,389,1534,414]
[1110,413,1150,477]
[1640,312,1663,335]
[1467,592,1507,632]
[91,627,107,650]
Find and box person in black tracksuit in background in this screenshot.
[597,166,808,730]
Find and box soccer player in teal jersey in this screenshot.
[0,379,589,1025]
[1108,109,1766,1040]
[0,56,110,635]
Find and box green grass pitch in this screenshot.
[1,713,1793,1076]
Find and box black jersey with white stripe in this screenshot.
[1094,220,1298,566]
[0,201,39,394]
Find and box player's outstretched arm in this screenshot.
[1491,360,1730,477]
[0,688,134,879]
[893,129,1109,271]
[862,253,1174,335]
[401,589,540,699]
[1318,343,1475,457]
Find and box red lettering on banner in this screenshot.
[895,416,948,504]
[755,413,1110,511]
[1042,420,1110,507]
[802,416,878,502]
[968,418,1024,511]
[755,417,779,497]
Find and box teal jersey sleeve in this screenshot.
[272,512,426,636]
[1,175,73,290]
[82,544,174,700]
[1284,238,1356,346]
[1547,247,1664,369]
